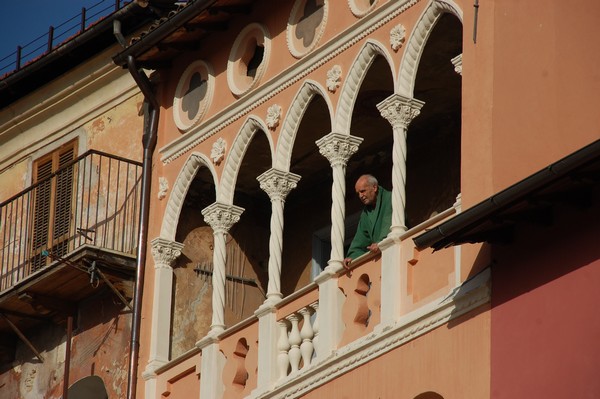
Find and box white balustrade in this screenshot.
[276,302,318,380]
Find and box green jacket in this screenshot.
[346,187,392,259]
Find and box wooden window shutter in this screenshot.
[30,141,77,270]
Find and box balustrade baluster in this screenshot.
[311,302,320,358]
[287,314,302,373]
[277,319,291,380]
[299,307,314,369]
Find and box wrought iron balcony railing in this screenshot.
[0,150,142,292]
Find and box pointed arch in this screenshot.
[219,116,274,203]
[159,152,218,241]
[397,0,463,96]
[333,39,396,134]
[275,80,333,171]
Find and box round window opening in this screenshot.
[173,60,214,132]
[227,23,271,96]
[349,0,378,17]
[287,0,328,58]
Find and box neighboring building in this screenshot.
[0,1,179,398]
[2,0,599,399]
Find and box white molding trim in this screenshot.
[286,0,329,59]
[159,0,420,165]
[253,267,491,399]
[397,0,463,96]
[274,80,333,171]
[227,23,272,97]
[159,152,218,240]
[219,116,274,204]
[333,39,395,134]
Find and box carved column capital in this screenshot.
[257,168,301,202]
[201,202,244,233]
[377,94,425,130]
[150,237,184,268]
[316,132,363,168]
[451,53,463,76]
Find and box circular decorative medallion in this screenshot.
[348,0,378,18]
[287,0,328,58]
[173,60,214,132]
[227,23,271,97]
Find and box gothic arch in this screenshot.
[333,39,396,134]
[219,116,274,203]
[397,0,463,96]
[275,80,333,171]
[159,152,218,241]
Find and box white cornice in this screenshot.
[159,0,420,165]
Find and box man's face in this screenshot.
[355,178,378,206]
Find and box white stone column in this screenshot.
[202,202,244,335]
[197,334,225,399]
[147,238,184,370]
[313,270,344,361]
[143,238,183,398]
[257,168,301,302]
[377,239,401,330]
[377,94,424,235]
[316,132,363,272]
[253,302,279,394]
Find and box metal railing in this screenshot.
[0,150,142,291]
[0,0,128,78]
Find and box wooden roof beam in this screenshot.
[0,313,44,362]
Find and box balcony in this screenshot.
[151,203,492,399]
[0,150,142,361]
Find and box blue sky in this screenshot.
[0,0,120,75]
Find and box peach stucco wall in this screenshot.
[461,0,600,208]
[303,308,490,399]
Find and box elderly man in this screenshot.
[343,174,392,268]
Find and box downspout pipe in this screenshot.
[117,15,159,397]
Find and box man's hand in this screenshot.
[367,243,381,254]
[343,257,352,271]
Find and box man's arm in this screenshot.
[345,214,371,261]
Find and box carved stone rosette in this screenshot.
[157,177,169,200]
[326,65,342,92]
[390,24,406,52]
[211,137,227,165]
[266,104,282,130]
[150,237,184,268]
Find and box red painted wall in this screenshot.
[491,202,600,398]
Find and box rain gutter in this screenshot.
[114,20,159,399]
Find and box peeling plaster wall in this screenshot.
[0,290,131,399]
[84,93,144,162]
